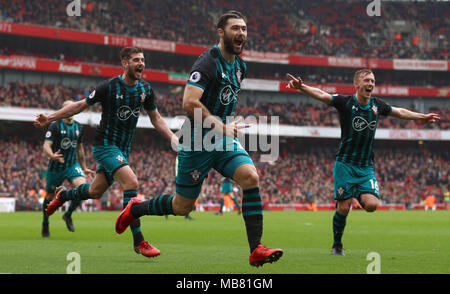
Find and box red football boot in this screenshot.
[115,197,142,234]
[249,244,283,267]
[46,186,67,216]
[134,241,161,258]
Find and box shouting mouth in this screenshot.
[234,38,244,48]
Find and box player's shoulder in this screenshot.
[108,75,122,86]
[331,94,352,103]
[93,76,119,94]
[49,120,61,128]
[46,120,60,135]
[332,94,352,99]
[194,46,219,67]
[371,96,392,115]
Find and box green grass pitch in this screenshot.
[0,210,448,274]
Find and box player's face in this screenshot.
[355,73,375,99]
[124,53,145,81]
[221,18,247,55]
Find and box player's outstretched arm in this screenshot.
[34,100,89,128]
[147,109,179,148]
[286,73,332,105]
[389,107,441,124]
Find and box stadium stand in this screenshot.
[0,0,448,211]
[0,0,447,59]
[1,81,448,129]
[1,135,447,210]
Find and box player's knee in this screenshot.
[336,200,351,216]
[172,194,195,216]
[364,202,378,212]
[122,177,139,191]
[337,205,350,216]
[173,204,193,216]
[361,195,379,212]
[88,185,105,199]
[239,170,259,189]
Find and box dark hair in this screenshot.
[216,10,246,30]
[120,47,144,62]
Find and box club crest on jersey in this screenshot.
[116,155,125,163]
[140,92,146,102]
[372,105,378,115]
[236,70,242,83]
[337,187,345,197]
[75,130,79,137]
[190,169,201,182]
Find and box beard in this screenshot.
[126,67,141,81]
[223,32,246,55]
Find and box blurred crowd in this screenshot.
[1,81,448,130]
[0,0,447,60]
[0,137,447,211]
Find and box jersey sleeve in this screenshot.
[85,79,109,106]
[143,87,157,112]
[186,50,216,90]
[329,94,349,111]
[375,98,393,116]
[45,122,58,142]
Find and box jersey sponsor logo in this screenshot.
[60,138,77,149]
[88,90,96,99]
[219,85,237,105]
[352,116,376,131]
[117,105,140,121]
[189,71,201,83]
